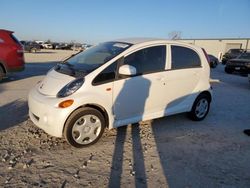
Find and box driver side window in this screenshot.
[123,45,166,75]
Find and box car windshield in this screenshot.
[237,52,250,60]
[229,49,243,54]
[57,41,131,76]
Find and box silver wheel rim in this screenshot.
[195,98,208,118]
[72,114,102,145]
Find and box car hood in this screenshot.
[37,69,75,96]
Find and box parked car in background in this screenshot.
[51,42,59,49]
[0,29,24,80]
[208,54,219,68]
[53,43,66,50]
[42,42,53,49]
[60,43,73,50]
[225,51,250,75]
[222,48,244,65]
[20,41,41,53]
[35,41,44,48]
[71,43,83,51]
[28,38,212,147]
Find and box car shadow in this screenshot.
[108,126,127,187]
[109,74,150,187]
[0,100,28,131]
[0,61,58,84]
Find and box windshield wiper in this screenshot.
[56,62,76,76]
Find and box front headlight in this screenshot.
[57,77,84,98]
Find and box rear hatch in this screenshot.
[8,31,25,64]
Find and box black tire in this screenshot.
[188,94,210,121]
[63,107,105,148]
[213,61,218,68]
[0,66,5,81]
[225,67,233,74]
[210,61,217,68]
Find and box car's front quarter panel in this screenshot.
[29,79,115,137]
[70,81,114,129]
[28,87,75,137]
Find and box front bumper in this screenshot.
[28,87,73,138]
[226,65,250,74]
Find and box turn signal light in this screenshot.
[58,100,74,108]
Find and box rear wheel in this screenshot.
[210,61,217,68]
[189,94,210,121]
[64,107,105,148]
[213,61,218,68]
[222,59,227,65]
[0,66,5,81]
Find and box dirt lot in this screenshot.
[0,50,250,188]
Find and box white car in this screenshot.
[42,42,53,49]
[28,38,212,147]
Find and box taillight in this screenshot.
[202,48,210,64]
[17,49,24,54]
[12,46,24,57]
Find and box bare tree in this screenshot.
[168,31,182,40]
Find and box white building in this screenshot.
[178,38,250,59]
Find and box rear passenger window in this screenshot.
[123,45,166,75]
[171,46,201,69]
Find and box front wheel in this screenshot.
[188,94,210,121]
[64,107,105,148]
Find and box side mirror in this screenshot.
[118,65,137,76]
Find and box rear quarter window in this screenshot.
[10,34,21,45]
[171,45,201,69]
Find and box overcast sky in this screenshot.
[1,0,250,44]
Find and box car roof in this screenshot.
[111,38,201,52]
[113,37,189,46]
[0,29,13,34]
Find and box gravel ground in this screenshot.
[0,50,250,188]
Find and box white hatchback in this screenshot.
[28,38,212,147]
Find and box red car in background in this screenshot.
[0,29,25,80]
